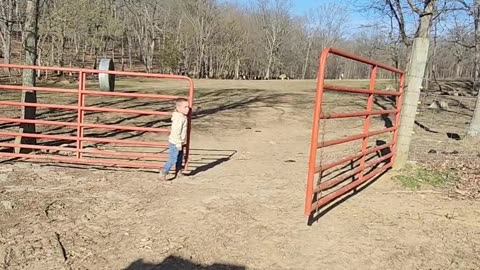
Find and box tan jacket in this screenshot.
[168,111,187,149]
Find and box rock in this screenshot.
[1,200,14,210]
[428,149,437,154]
[429,100,449,110]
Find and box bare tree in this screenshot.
[378,0,439,168]
[462,0,480,137]
[0,0,476,84]
[181,0,218,78]
[256,0,292,79]
[301,3,349,79]
[0,0,20,74]
[14,0,40,153]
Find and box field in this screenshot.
[1,78,480,270]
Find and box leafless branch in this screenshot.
[386,0,412,46]
[406,0,422,14]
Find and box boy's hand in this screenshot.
[176,145,182,151]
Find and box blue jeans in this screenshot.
[163,143,183,174]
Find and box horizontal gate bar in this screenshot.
[313,152,393,193]
[0,84,186,100]
[323,84,401,96]
[0,117,169,133]
[82,123,169,133]
[314,142,393,174]
[0,142,168,159]
[0,84,78,94]
[0,63,194,81]
[318,127,396,148]
[328,48,404,74]
[0,131,168,147]
[82,148,168,159]
[0,117,77,127]
[0,101,171,116]
[82,90,184,100]
[0,152,164,169]
[321,109,398,119]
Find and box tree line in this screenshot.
[0,0,477,81]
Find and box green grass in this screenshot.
[393,164,459,190]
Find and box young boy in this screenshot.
[159,98,190,180]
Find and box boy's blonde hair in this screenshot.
[175,98,188,106]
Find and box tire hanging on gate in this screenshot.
[99,59,115,92]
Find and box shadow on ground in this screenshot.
[124,256,245,270]
[307,140,392,225]
[0,148,237,176]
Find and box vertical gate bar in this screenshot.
[184,78,194,171]
[305,48,330,216]
[390,72,405,167]
[76,71,85,159]
[358,65,377,180]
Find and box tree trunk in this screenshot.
[467,0,480,137]
[111,41,115,62]
[127,36,132,70]
[2,27,12,71]
[0,1,14,76]
[265,51,273,79]
[302,40,311,80]
[50,40,55,66]
[198,41,205,78]
[58,33,66,75]
[15,0,39,153]
[93,47,98,69]
[234,57,240,80]
[121,34,125,71]
[425,22,438,92]
[455,61,463,78]
[82,40,87,67]
[148,39,154,72]
[394,1,435,168]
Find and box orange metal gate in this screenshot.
[0,64,194,169]
[305,48,404,217]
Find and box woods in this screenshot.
[0,0,477,81]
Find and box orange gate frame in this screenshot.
[0,64,194,169]
[305,48,405,216]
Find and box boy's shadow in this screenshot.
[185,149,237,176]
[124,257,245,270]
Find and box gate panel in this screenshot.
[0,64,194,169]
[305,48,404,216]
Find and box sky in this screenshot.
[222,0,379,30]
[222,0,474,36]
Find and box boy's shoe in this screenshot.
[175,170,186,178]
[158,171,168,181]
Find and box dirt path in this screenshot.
[1,80,479,270]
